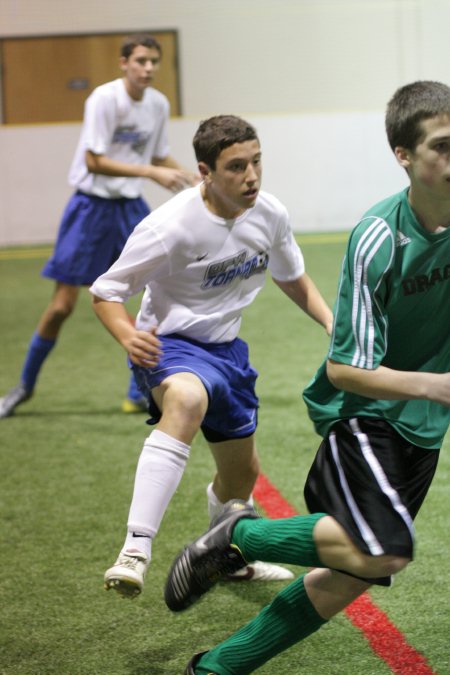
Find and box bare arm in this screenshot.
[327,360,450,407]
[92,296,162,367]
[153,155,201,186]
[273,273,334,335]
[85,151,200,192]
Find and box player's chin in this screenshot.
[242,191,259,207]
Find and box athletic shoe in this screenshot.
[227,560,294,581]
[104,549,149,598]
[165,499,260,612]
[121,397,148,413]
[0,383,32,419]
[184,651,216,674]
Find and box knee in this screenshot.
[162,379,208,427]
[351,553,411,580]
[315,517,411,579]
[368,554,411,577]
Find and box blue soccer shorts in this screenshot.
[42,191,150,286]
[131,333,260,442]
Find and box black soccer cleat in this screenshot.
[184,651,216,674]
[164,499,260,612]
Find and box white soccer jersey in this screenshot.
[69,79,170,199]
[90,185,305,343]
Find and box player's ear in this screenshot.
[394,146,411,170]
[198,162,211,180]
[119,56,128,73]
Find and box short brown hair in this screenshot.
[193,115,259,169]
[385,80,450,151]
[121,34,162,59]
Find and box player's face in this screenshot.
[401,115,450,202]
[121,45,161,100]
[202,140,262,219]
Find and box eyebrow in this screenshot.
[227,152,261,162]
[429,132,450,142]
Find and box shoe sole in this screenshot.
[104,577,142,598]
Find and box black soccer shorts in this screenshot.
[304,417,439,585]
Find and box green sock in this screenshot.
[196,574,327,674]
[232,513,326,568]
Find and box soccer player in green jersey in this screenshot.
[164,80,450,674]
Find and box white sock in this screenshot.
[206,482,254,521]
[122,430,190,558]
[123,531,153,558]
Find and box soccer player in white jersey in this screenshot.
[90,114,334,595]
[164,81,450,675]
[0,34,198,420]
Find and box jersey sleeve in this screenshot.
[89,218,172,302]
[267,205,305,281]
[328,217,395,370]
[81,89,117,156]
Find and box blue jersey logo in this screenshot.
[201,249,269,289]
[112,126,151,155]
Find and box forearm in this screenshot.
[92,296,135,348]
[327,360,450,406]
[274,274,333,334]
[85,151,199,190]
[85,151,159,180]
[152,155,181,169]
[92,295,162,367]
[153,155,200,184]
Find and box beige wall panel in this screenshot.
[2,32,179,124]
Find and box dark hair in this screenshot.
[193,115,259,169]
[121,34,162,59]
[385,80,450,151]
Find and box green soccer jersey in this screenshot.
[303,188,450,449]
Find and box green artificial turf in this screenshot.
[0,238,448,674]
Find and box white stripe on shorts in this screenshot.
[349,418,415,540]
[329,431,384,555]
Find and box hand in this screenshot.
[187,171,202,186]
[150,166,196,192]
[124,326,162,368]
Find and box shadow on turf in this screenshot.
[127,649,181,675]
[125,581,291,674]
[221,576,292,604]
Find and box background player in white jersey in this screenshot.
[0,33,198,419]
[164,81,450,674]
[90,114,334,595]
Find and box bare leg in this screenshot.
[208,434,260,503]
[36,282,80,338]
[304,567,370,619]
[314,515,410,579]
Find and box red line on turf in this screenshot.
[253,473,437,675]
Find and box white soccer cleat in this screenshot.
[0,383,32,419]
[227,560,294,581]
[104,549,150,598]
